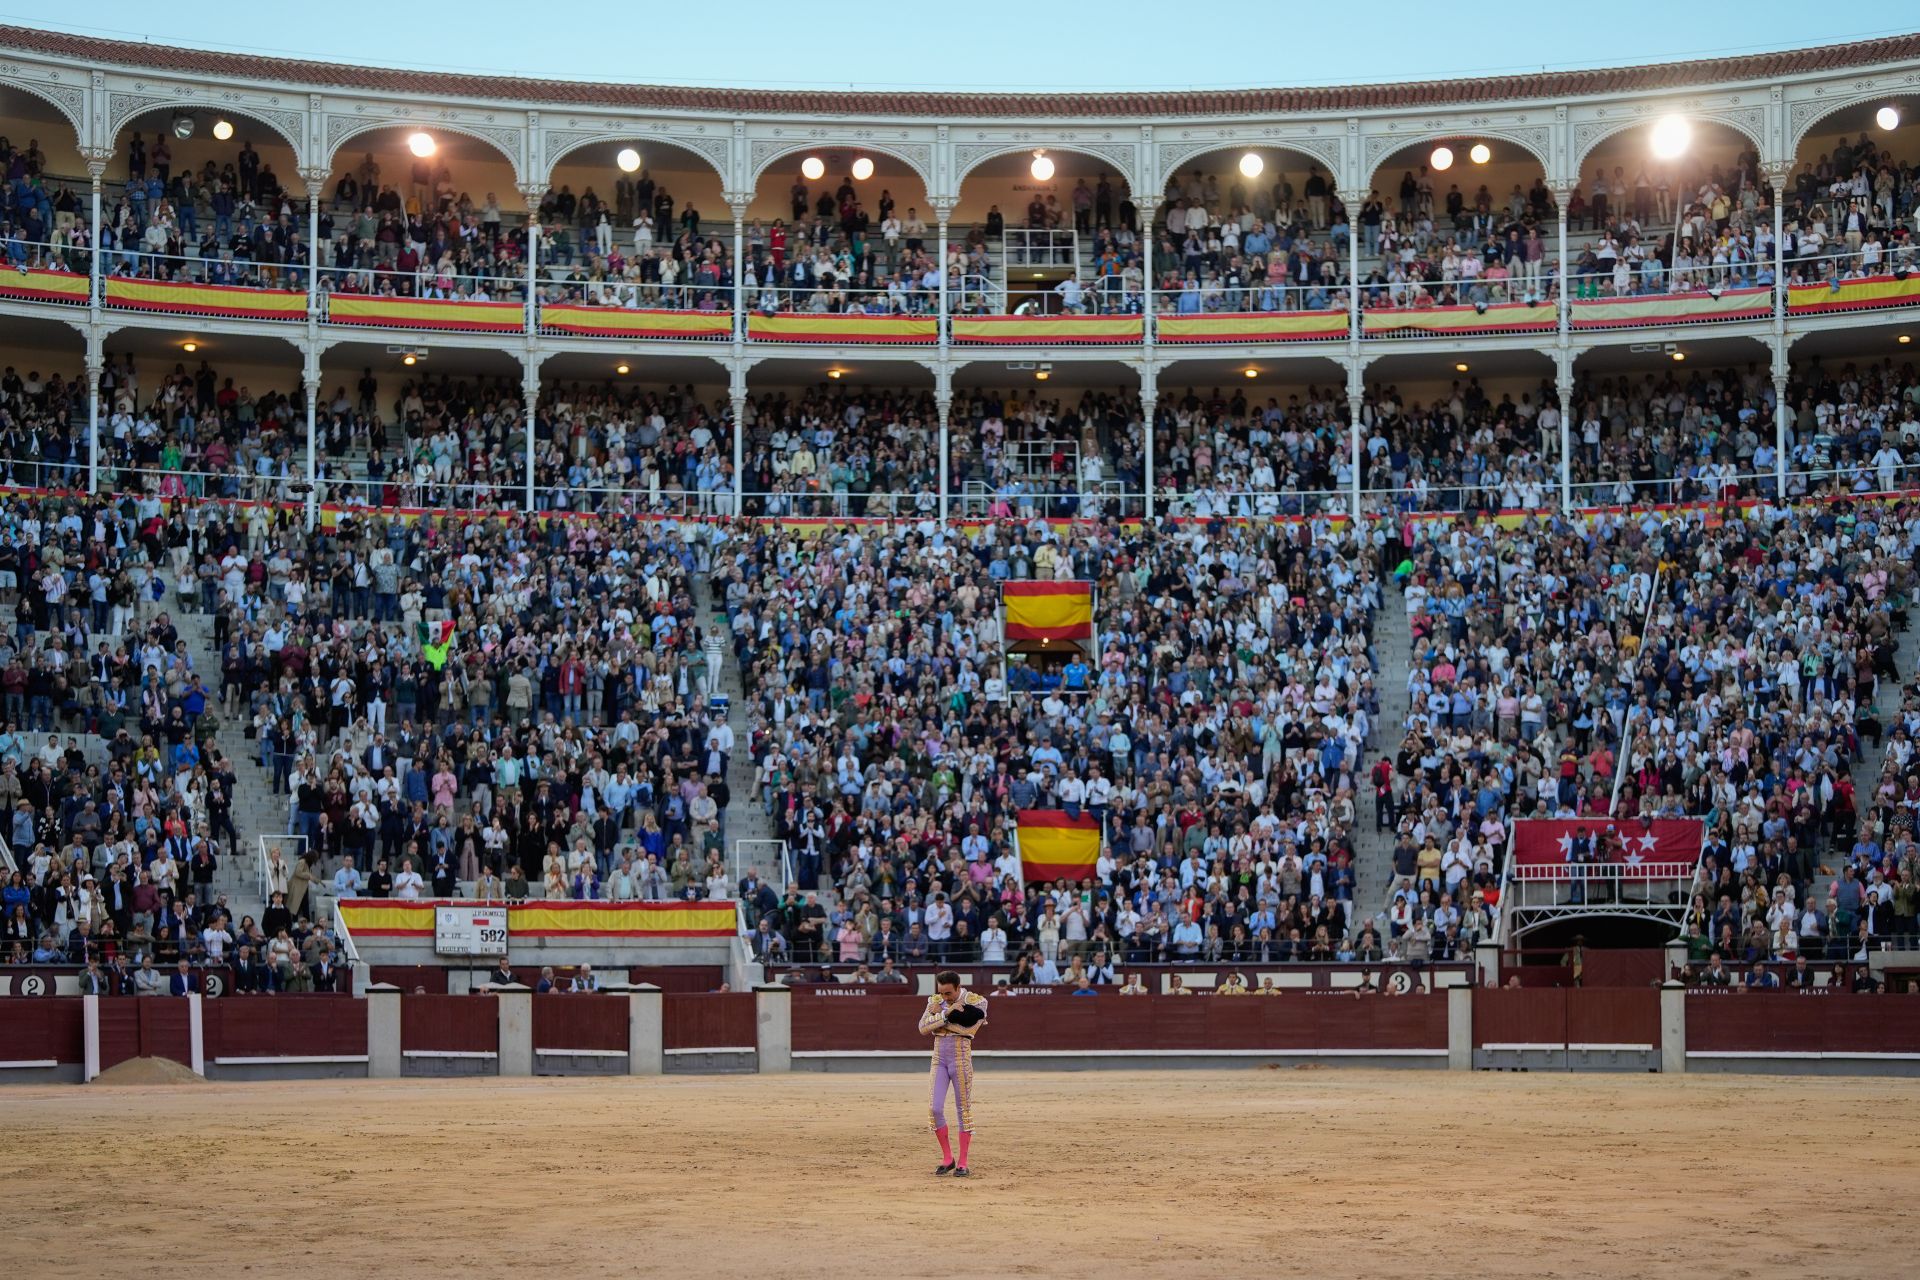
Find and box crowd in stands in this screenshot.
[716,513,1385,973]
[0,485,361,992]
[0,338,1918,993]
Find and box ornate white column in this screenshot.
[729,359,749,514]
[935,363,953,523]
[522,356,544,514]
[1339,187,1364,342]
[1140,362,1158,520]
[517,182,548,338]
[1772,348,1790,502]
[935,198,953,337]
[1552,179,1573,338]
[85,328,104,496]
[302,344,321,529]
[1137,196,1158,335]
[301,166,327,326]
[1766,163,1791,500]
[728,191,750,342]
[1345,357,1364,525]
[1555,350,1574,513]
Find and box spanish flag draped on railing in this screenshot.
[335,899,737,938]
[1155,311,1349,343]
[538,303,734,339]
[1787,273,1920,316]
[1003,580,1093,641]
[951,314,1144,344]
[1569,287,1772,329]
[746,313,938,343]
[325,295,524,332]
[1016,809,1103,883]
[103,277,307,320]
[1362,300,1556,337]
[0,267,90,305]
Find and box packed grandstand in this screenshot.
[0,22,1918,1008]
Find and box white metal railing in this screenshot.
[1159,279,1354,317]
[0,236,93,290]
[102,245,310,296]
[1002,226,1078,269]
[1491,826,1517,949]
[1609,565,1663,817]
[747,280,939,317]
[736,839,790,889]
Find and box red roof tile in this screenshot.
[4,24,1919,116]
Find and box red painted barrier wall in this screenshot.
[204,996,368,1060]
[1568,988,1660,1046]
[0,997,85,1062]
[1472,987,1566,1045]
[790,993,1448,1053]
[1686,994,1920,1055]
[400,995,498,1055]
[663,993,757,1049]
[628,966,727,994]
[94,999,196,1071]
[532,995,628,1052]
[1473,987,1659,1047]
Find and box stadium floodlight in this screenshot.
[212,119,234,141]
[1469,143,1491,165]
[616,148,641,173]
[851,157,875,181]
[1650,115,1691,160]
[172,114,194,139]
[408,132,437,158]
[801,155,825,181]
[1030,150,1054,182]
[1876,105,1901,131]
[1430,146,1454,171]
[1238,152,1264,179]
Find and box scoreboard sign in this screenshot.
[434,906,509,957]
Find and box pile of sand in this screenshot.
[92,1057,204,1085]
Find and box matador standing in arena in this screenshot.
[917,969,989,1177]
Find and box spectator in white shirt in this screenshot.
[392,858,425,900]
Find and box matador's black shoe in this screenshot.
[933,1162,955,1175]
[952,1167,972,1178]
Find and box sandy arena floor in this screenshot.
[1,1069,1908,1278]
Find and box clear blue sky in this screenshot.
[11,5,1911,92]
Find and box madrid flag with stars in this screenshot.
[1511,818,1704,869]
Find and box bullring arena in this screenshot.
[5,1071,1913,1279]
[5,9,1920,1276]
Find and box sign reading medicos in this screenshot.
[434,906,509,957]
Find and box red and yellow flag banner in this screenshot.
[747,313,938,344]
[0,268,90,305]
[1787,273,1920,316]
[336,899,736,939]
[104,277,306,320]
[326,295,524,332]
[1155,311,1348,343]
[1362,301,1556,336]
[1570,288,1772,329]
[1017,809,1103,883]
[539,304,734,339]
[951,314,1144,344]
[1003,580,1093,641]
